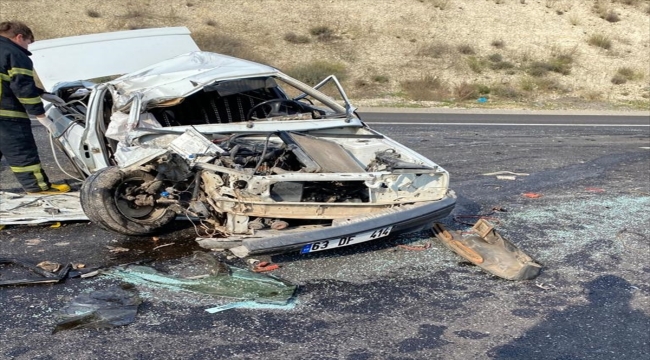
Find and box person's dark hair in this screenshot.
[0,21,35,42]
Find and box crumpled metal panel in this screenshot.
[0,192,88,225]
[110,52,280,110]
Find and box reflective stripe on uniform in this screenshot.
[0,73,10,81]
[8,68,34,77]
[17,96,42,105]
[10,164,49,190]
[0,109,29,118]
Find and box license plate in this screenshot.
[301,226,394,254]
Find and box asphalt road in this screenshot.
[1,112,649,360]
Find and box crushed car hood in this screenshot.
[109,52,280,110]
[30,27,200,91]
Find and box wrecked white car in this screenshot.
[32,27,456,257]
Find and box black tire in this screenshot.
[80,166,177,236]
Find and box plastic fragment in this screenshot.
[522,192,542,198]
[431,220,541,280]
[252,261,280,272]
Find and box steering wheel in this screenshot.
[247,99,308,120]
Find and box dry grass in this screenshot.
[453,82,490,101]
[487,53,516,71]
[491,39,506,49]
[491,84,523,100]
[417,41,453,58]
[284,32,311,44]
[612,0,641,6]
[457,44,476,55]
[285,60,348,86]
[192,32,262,63]
[467,56,487,73]
[86,9,101,18]
[372,75,390,83]
[612,67,644,84]
[526,50,574,77]
[423,0,452,10]
[588,34,613,49]
[309,25,337,42]
[603,10,621,22]
[400,75,451,101]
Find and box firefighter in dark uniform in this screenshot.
[0,21,70,194]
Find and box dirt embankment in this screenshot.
[2,0,649,110]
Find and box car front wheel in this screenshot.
[80,166,177,236]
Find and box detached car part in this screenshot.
[431,219,542,280]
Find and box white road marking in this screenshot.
[364,122,650,127]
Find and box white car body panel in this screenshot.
[30,27,199,91]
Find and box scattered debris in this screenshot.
[397,242,432,251]
[79,270,101,279]
[106,246,130,253]
[53,284,141,334]
[36,261,61,273]
[152,243,174,251]
[0,258,71,286]
[522,192,543,198]
[25,239,42,246]
[535,282,556,290]
[431,219,541,280]
[496,175,517,180]
[252,261,281,272]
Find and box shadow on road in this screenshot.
[488,275,649,359]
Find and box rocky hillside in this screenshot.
[2,0,649,110]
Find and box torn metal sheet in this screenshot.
[0,258,71,286]
[431,219,541,280]
[53,285,142,333]
[0,192,87,225]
